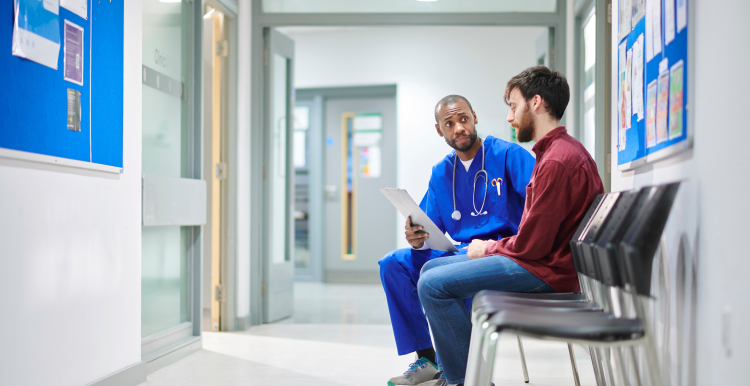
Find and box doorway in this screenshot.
[295,86,398,283]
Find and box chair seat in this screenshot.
[488,308,644,342]
[475,290,587,302]
[474,297,599,315]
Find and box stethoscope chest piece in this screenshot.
[452,210,462,221]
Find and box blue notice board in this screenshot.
[617,0,689,168]
[0,1,124,169]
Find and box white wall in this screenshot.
[610,0,750,384]
[0,2,142,385]
[285,26,545,248]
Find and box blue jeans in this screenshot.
[418,254,553,384]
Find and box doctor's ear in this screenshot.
[435,124,444,137]
[473,111,479,125]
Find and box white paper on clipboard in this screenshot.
[380,188,459,252]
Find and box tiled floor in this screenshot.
[140,282,597,386]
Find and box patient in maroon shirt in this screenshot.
[467,66,605,292]
[418,66,604,386]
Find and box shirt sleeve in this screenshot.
[419,179,446,235]
[485,160,573,261]
[505,144,536,200]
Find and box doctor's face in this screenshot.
[435,100,479,152]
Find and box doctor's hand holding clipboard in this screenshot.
[404,216,429,249]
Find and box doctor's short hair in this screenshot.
[434,95,474,123]
[504,66,570,120]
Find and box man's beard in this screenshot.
[513,107,536,143]
[446,131,478,152]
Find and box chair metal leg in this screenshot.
[517,336,530,383]
[613,347,629,386]
[481,328,500,386]
[601,348,618,386]
[567,343,581,386]
[465,313,489,386]
[628,346,643,386]
[590,346,607,386]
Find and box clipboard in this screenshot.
[379,188,459,252]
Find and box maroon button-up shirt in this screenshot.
[484,127,604,293]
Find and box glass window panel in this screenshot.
[263,0,556,13]
[271,54,290,264]
[141,226,190,338]
[143,0,188,178]
[582,9,596,158]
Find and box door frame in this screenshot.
[248,0,569,325]
[574,0,612,192]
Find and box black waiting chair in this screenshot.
[465,182,680,386]
[466,193,613,385]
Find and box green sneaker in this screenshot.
[387,358,439,386]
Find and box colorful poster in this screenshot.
[619,0,632,41]
[632,34,645,121]
[632,0,646,25]
[664,0,676,46]
[669,60,684,140]
[12,0,61,69]
[646,80,658,148]
[676,0,687,32]
[359,146,381,178]
[656,65,670,144]
[63,20,84,85]
[60,0,86,19]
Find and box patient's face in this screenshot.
[507,89,536,143]
[436,100,478,152]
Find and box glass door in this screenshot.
[263,28,295,323]
[141,0,202,354]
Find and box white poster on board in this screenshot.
[61,0,86,19]
[676,0,687,32]
[12,0,61,69]
[664,0,676,46]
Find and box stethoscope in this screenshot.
[451,138,488,221]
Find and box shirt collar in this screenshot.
[532,126,567,158]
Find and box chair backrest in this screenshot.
[591,188,653,288]
[578,192,621,280]
[620,182,681,297]
[569,194,604,275]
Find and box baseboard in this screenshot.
[85,361,147,386]
[324,270,381,284]
[142,336,202,374]
[234,314,252,331]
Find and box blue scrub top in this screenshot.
[419,136,535,244]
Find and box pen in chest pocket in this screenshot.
[492,178,503,196]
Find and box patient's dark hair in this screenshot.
[434,95,474,123]
[504,66,570,120]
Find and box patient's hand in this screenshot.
[467,239,493,259]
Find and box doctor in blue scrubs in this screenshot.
[379,95,535,386]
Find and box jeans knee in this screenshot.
[420,257,441,277]
[417,269,437,301]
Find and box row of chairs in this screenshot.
[463,181,681,386]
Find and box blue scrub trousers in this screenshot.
[378,245,473,356]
